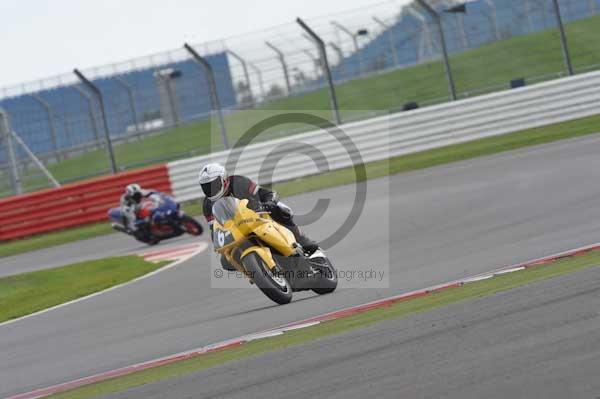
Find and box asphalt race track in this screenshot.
[105,262,600,399]
[0,225,202,278]
[3,135,600,397]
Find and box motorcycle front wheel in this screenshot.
[243,253,292,305]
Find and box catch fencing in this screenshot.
[1,0,600,197]
[2,69,600,240]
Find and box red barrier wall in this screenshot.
[0,164,172,241]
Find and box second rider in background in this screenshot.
[120,183,156,243]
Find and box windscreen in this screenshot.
[212,197,240,225]
[149,193,165,208]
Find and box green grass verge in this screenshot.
[13,13,600,189]
[0,256,167,323]
[2,113,600,259]
[49,249,600,399]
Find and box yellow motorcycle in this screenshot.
[211,197,338,304]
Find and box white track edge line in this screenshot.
[0,242,209,329]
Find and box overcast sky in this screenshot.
[0,0,411,88]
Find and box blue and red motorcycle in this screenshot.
[108,193,203,245]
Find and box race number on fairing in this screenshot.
[212,229,233,249]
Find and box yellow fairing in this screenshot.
[252,223,296,257]
[241,245,276,268]
[212,199,297,271]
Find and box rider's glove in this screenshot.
[260,200,278,212]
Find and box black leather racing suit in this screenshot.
[119,189,156,243]
[203,175,318,267]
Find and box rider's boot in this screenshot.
[287,224,319,256]
[111,224,131,234]
[298,234,319,256]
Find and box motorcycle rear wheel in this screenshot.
[311,257,338,295]
[243,253,292,305]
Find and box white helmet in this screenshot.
[125,183,143,203]
[198,163,228,201]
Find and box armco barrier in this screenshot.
[167,70,600,202]
[0,165,171,241]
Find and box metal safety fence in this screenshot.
[1,0,600,198]
[167,70,600,202]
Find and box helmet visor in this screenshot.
[132,192,142,203]
[201,178,223,198]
